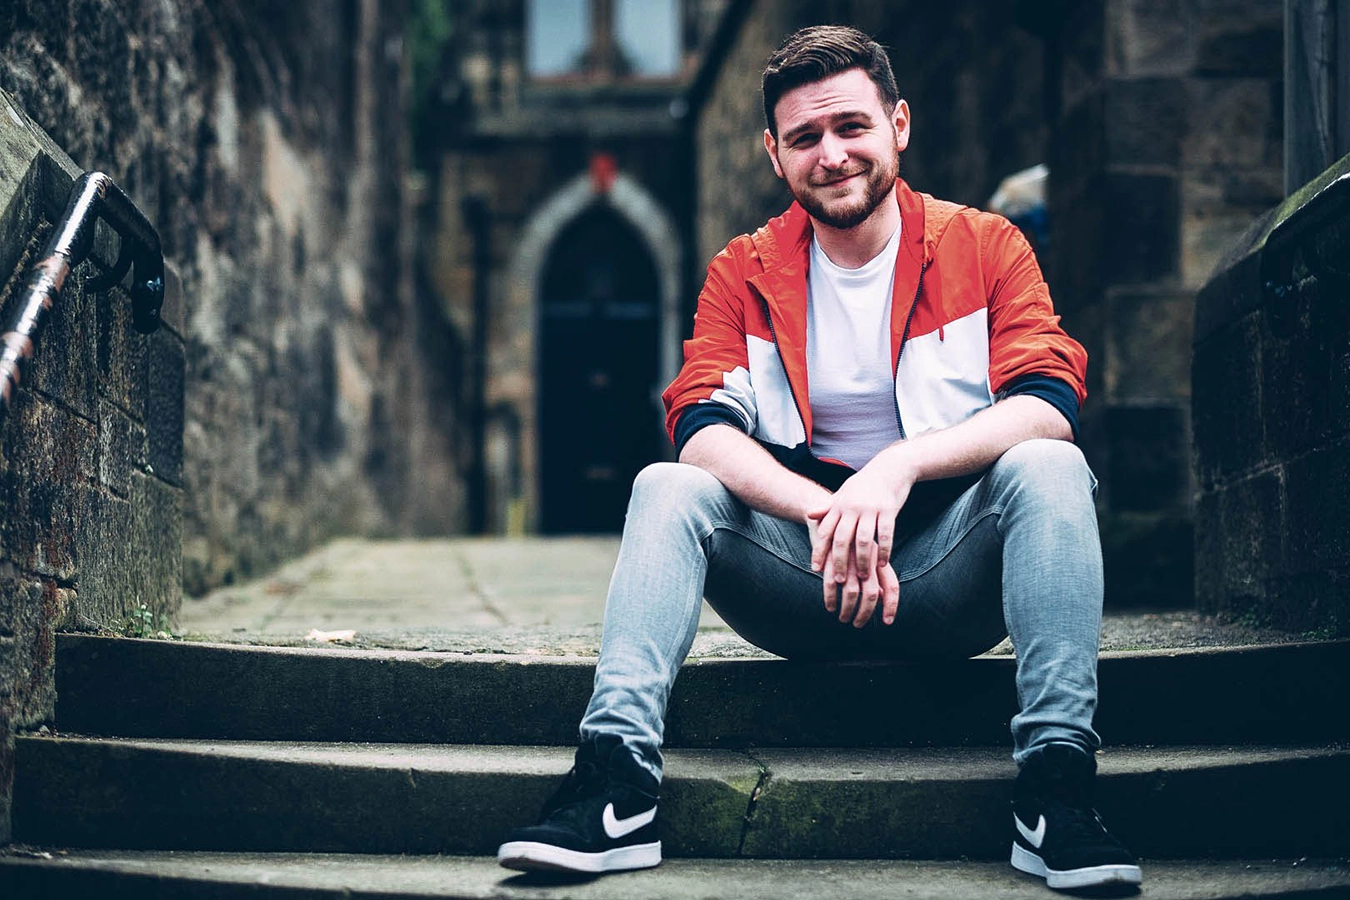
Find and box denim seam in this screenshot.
[698,522,820,578]
[897,505,1005,582]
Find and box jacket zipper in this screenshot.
[760,296,810,446]
[892,260,928,440]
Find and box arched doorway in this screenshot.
[537,204,664,532]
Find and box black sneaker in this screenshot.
[1011,743,1143,890]
[497,734,661,873]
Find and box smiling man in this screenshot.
[497,25,1141,892]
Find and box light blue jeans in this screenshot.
[580,438,1103,780]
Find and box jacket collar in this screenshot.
[745,179,931,442]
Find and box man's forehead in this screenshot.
[774,69,888,133]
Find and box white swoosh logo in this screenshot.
[1015,813,1046,849]
[602,803,657,839]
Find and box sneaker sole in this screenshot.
[497,840,662,874]
[1011,842,1143,890]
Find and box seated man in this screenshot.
[497,24,1142,892]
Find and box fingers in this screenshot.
[810,508,841,572]
[876,512,896,566]
[851,546,881,628]
[829,512,858,582]
[878,561,900,626]
[836,554,861,625]
[821,553,838,613]
[853,514,876,580]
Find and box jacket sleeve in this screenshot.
[662,244,759,448]
[982,216,1088,409]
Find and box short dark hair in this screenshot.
[762,25,899,138]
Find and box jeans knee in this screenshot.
[992,439,1095,503]
[630,462,726,510]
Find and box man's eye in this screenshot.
[792,134,819,148]
[839,123,864,134]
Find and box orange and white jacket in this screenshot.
[663,178,1087,489]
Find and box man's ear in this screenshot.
[763,128,785,179]
[892,99,911,153]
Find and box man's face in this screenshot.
[765,68,910,230]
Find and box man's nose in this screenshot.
[818,132,848,169]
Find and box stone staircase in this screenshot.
[1,633,1349,897]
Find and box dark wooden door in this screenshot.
[538,206,662,533]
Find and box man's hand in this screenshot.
[808,448,916,628]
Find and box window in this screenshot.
[526,0,681,81]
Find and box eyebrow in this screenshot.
[779,108,876,145]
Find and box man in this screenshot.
[497,25,1142,892]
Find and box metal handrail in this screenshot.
[0,172,164,426]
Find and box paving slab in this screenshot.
[15,736,1350,860]
[174,538,1319,657]
[2,850,1348,900]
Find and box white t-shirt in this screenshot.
[805,223,904,470]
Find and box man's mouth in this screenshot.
[816,171,864,187]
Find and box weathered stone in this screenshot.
[1103,171,1181,284]
[1283,441,1350,574]
[97,401,146,498]
[1105,77,1188,167]
[1192,313,1265,486]
[1104,405,1189,512]
[1103,289,1194,404]
[144,328,184,485]
[1182,78,1281,170]
[1217,466,1285,609]
[1107,0,1196,76]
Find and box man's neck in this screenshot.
[809,187,901,269]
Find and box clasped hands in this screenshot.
[804,450,915,628]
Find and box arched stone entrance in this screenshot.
[500,172,681,534]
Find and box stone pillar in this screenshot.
[1046,0,1284,607]
[0,89,184,841]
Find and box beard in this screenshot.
[793,151,900,230]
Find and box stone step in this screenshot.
[53,635,1350,748]
[14,736,1350,860]
[2,851,1348,900]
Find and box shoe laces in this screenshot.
[543,759,608,814]
[1044,799,1121,849]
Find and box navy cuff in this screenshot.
[1004,375,1080,439]
[673,403,749,457]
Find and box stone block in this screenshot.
[1105,77,1187,167]
[96,281,149,417]
[129,469,183,623]
[1192,312,1264,486]
[1217,466,1284,607]
[1108,0,1195,76]
[0,393,97,580]
[1103,171,1180,284]
[97,400,146,498]
[1047,173,1107,312]
[1193,484,1225,613]
[1104,404,1190,512]
[1193,7,1282,77]
[144,328,184,486]
[1050,90,1104,206]
[1060,0,1106,112]
[1100,511,1194,608]
[1283,441,1350,575]
[1260,278,1345,460]
[160,256,185,338]
[1274,571,1350,636]
[1103,288,1194,404]
[1182,78,1280,170]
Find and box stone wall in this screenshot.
[1047,0,1283,606]
[0,88,184,843]
[1193,157,1350,636]
[0,0,467,598]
